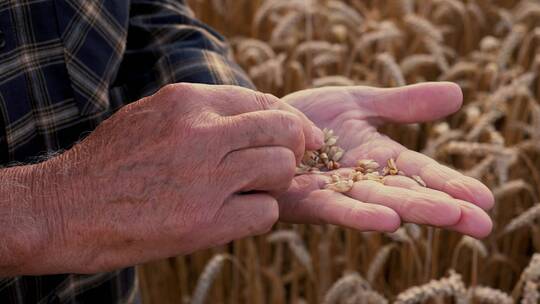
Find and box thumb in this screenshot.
[359,82,463,124]
[267,96,325,150]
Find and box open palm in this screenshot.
[278,82,494,238]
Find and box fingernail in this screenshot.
[312,125,325,147]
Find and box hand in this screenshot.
[30,83,323,274]
[277,82,494,238]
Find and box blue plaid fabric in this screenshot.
[0,0,252,302]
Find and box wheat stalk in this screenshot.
[191,254,236,304]
[270,11,303,44]
[343,290,388,304]
[267,230,313,275]
[438,61,478,81]
[376,52,406,86]
[497,24,527,69]
[459,236,488,258]
[503,203,540,234]
[493,179,538,201]
[400,54,438,75]
[366,244,397,284]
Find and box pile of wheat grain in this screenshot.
[139,0,540,303]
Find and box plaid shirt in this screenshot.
[0,0,252,302]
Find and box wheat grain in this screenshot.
[355,159,379,174]
[409,175,426,187]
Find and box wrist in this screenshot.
[0,149,83,275]
[31,147,88,274]
[0,162,51,275]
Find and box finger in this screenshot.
[348,180,462,226]
[206,85,323,149]
[355,82,463,124]
[445,202,493,238]
[220,147,296,194]
[279,186,401,232]
[382,175,452,198]
[396,150,495,210]
[269,98,325,150]
[214,193,279,241]
[222,110,306,162]
[380,175,493,238]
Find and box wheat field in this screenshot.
[139,0,540,303]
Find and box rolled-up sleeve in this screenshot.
[111,0,254,103]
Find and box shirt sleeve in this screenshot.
[111,0,255,103]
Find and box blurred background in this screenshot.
[139,0,540,303]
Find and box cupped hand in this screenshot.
[278,82,494,238]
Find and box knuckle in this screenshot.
[256,200,279,234]
[280,149,297,177]
[253,92,280,109]
[276,112,303,141]
[160,82,189,97]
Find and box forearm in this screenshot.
[0,153,76,276]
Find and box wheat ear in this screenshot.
[404,14,443,42]
[323,272,371,304]
[469,286,513,304]
[394,270,467,304]
[522,280,539,304]
[267,230,313,275]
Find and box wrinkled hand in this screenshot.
[278,82,493,238]
[40,83,324,274]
